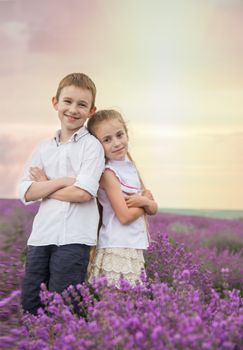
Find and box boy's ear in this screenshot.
[52,96,58,110]
[88,106,97,118]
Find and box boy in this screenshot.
[19,73,105,314]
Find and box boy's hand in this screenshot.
[29,167,49,182]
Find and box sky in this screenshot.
[0,0,243,209]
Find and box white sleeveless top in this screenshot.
[97,159,149,249]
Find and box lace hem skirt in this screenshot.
[88,247,145,287]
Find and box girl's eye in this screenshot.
[64,100,71,104]
[103,138,110,143]
[117,132,124,138]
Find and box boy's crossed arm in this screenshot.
[47,185,91,202]
[26,167,91,203]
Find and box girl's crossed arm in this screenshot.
[101,169,145,225]
[124,189,158,215]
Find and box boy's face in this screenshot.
[52,85,96,137]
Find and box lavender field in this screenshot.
[0,199,242,350]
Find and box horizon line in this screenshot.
[0,197,242,212]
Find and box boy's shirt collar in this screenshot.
[54,126,89,146]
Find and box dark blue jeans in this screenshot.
[21,244,90,315]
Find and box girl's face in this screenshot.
[94,118,128,161]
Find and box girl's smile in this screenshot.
[94,119,128,161]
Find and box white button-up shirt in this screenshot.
[19,127,105,246]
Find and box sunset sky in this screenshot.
[0,0,243,209]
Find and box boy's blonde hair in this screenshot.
[55,73,96,108]
[87,109,128,135]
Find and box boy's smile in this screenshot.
[52,85,96,142]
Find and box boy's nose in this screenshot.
[69,104,78,114]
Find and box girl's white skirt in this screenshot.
[88,247,145,287]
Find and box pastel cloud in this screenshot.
[0,0,243,209]
[1,0,99,51]
[1,123,242,209]
[0,125,54,198]
[131,124,243,209]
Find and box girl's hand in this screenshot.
[124,193,148,208]
[124,190,158,215]
[142,189,154,200]
[29,167,49,182]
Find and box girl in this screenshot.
[87,109,158,286]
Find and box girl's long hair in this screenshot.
[87,110,151,243]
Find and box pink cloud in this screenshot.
[209,6,243,54]
[1,0,100,54]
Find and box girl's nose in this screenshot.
[113,138,121,147]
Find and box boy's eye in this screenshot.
[117,132,124,138]
[102,137,110,143]
[78,103,87,108]
[64,99,71,104]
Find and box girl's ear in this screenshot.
[52,96,58,110]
